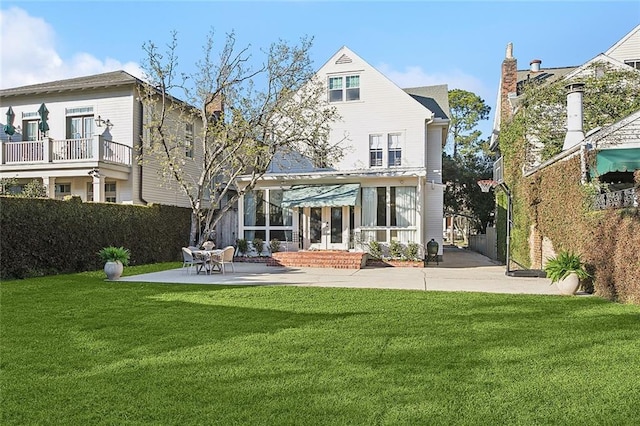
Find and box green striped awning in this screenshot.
[281,184,360,208]
[595,148,640,176]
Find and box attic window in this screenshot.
[335,54,352,64]
[328,75,360,102]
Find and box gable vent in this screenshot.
[335,54,353,64]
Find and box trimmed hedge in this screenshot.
[1,197,191,279]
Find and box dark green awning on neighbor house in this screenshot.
[595,148,640,176]
[281,184,360,208]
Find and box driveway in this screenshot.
[120,246,564,295]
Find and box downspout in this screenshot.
[580,142,589,185]
[138,96,148,205]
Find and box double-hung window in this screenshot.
[185,123,194,158]
[328,75,360,102]
[388,134,402,166]
[55,183,71,199]
[345,75,360,101]
[369,134,383,167]
[328,77,343,102]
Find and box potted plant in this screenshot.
[544,250,590,295]
[252,237,264,256]
[98,246,130,280]
[237,239,249,256]
[269,238,281,254]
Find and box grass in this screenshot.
[2,263,640,425]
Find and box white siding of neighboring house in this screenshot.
[605,25,640,65]
[140,101,205,209]
[1,82,203,208]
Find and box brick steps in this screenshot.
[269,251,367,269]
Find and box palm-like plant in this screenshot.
[544,250,589,283]
[98,246,130,266]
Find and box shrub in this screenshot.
[269,238,281,253]
[0,197,191,279]
[389,240,404,259]
[237,239,249,255]
[252,237,264,255]
[406,242,421,261]
[367,241,382,260]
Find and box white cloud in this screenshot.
[377,62,492,102]
[0,7,143,89]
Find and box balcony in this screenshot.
[593,188,638,210]
[0,136,132,167]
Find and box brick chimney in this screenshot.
[205,93,223,121]
[562,83,585,150]
[501,43,518,121]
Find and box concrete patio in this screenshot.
[120,246,570,296]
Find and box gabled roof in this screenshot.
[403,85,450,120]
[586,108,640,149]
[564,53,640,81]
[515,66,577,95]
[0,71,142,98]
[604,24,640,57]
[319,46,449,122]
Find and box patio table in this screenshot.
[191,249,223,274]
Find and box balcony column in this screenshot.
[92,135,103,161]
[42,176,56,199]
[0,140,4,164]
[43,137,52,163]
[93,174,105,202]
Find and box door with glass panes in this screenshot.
[306,206,349,250]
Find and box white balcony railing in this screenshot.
[1,136,131,167]
[593,188,638,210]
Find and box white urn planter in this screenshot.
[556,272,580,295]
[104,261,124,281]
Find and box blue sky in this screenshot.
[1,1,639,138]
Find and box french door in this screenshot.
[307,206,349,250]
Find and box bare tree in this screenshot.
[139,30,341,245]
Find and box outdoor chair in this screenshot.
[214,245,236,274]
[182,247,205,274]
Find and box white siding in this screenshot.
[317,47,434,171]
[605,25,640,64]
[426,126,444,182]
[1,81,203,208]
[424,185,444,255]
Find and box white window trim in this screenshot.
[327,73,361,103]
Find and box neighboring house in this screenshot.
[0,71,202,207]
[236,46,449,257]
[488,24,640,271]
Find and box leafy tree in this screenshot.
[140,30,341,245]
[0,178,47,198]
[447,89,491,159]
[0,178,18,195]
[443,89,493,235]
[21,180,47,198]
[443,153,495,234]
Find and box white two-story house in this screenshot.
[236,47,449,257]
[0,71,202,207]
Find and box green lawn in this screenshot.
[2,264,639,425]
